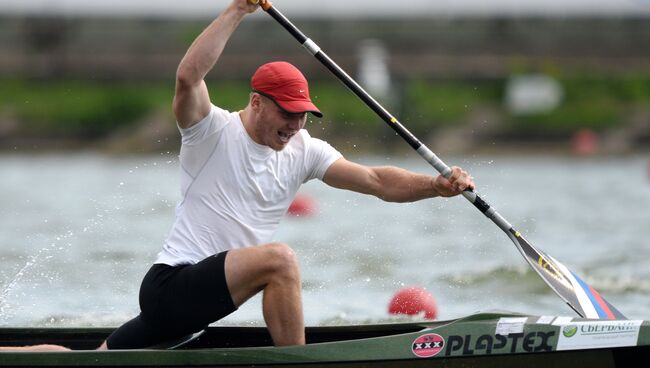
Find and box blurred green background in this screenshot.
[1,7,649,154]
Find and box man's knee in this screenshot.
[224,243,300,299]
[263,243,300,281]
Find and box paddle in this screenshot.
[248,0,626,320]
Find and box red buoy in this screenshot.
[388,286,438,320]
[572,129,599,155]
[287,194,316,217]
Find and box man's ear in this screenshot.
[250,92,262,111]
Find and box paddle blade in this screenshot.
[508,229,626,320]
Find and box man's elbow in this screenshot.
[366,169,405,203]
[372,181,416,203]
[369,178,408,203]
[175,65,200,89]
[377,192,411,203]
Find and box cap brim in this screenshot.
[276,99,323,118]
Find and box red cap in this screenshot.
[251,61,322,118]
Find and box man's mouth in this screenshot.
[278,130,296,143]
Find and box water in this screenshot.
[1,152,649,328]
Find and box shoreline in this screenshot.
[1,137,648,157]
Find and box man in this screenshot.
[98,0,475,349]
[0,0,474,354]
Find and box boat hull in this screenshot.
[1,312,648,367]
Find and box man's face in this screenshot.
[254,94,307,151]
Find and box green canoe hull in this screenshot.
[1,312,648,367]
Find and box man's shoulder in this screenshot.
[201,104,242,130]
[210,104,241,122]
[179,104,240,145]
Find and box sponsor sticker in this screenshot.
[557,320,643,351]
[496,317,528,335]
[536,316,555,325]
[552,316,574,326]
[412,333,445,358]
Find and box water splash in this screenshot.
[0,258,36,319]
[0,229,74,324]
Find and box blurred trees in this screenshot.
[0,16,648,152]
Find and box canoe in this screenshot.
[1,311,648,367]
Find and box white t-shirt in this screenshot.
[155,104,342,266]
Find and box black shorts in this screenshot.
[105,251,237,349]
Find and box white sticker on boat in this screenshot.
[536,316,555,324]
[556,320,643,351]
[552,316,574,325]
[495,317,528,335]
[412,333,445,358]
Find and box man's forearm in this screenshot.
[371,166,439,203]
[176,3,248,85]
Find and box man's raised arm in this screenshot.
[173,0,258,128]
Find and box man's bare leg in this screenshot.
[225,243,305,346]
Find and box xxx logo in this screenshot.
[412,333,445,358]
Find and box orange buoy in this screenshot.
[388,286,438,320]
[287,194,316,217]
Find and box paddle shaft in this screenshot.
[251,0,626,320]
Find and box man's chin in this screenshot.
[270,137,291,151]
[270,142,288,151]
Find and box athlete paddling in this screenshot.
[0,0,474,352]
